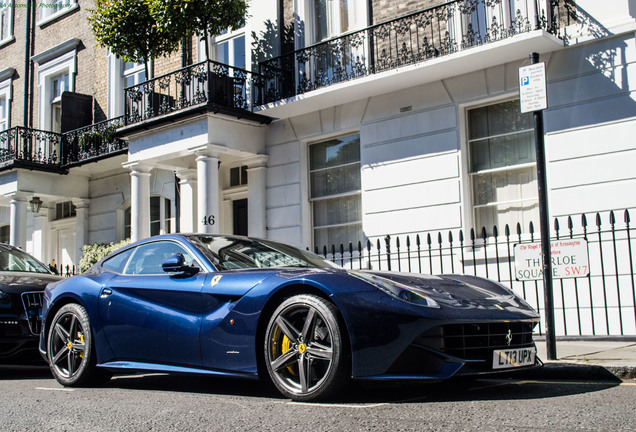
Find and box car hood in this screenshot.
[359,270,537,314]
[0,272,63,294]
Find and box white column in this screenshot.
[246,155,269,238]
[73,199,89,267]
[176,169,198,233]
[126,162,152,242]
[194,147,220,234]
[8,193,27,249]
[32,208,48,262]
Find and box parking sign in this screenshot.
[519,62,547,113]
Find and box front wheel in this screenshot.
[47,303,107,386]
[264,294,349,401]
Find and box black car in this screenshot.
[0,244,62,364]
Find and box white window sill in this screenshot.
[0,36,15,49]
[37,3,79,27]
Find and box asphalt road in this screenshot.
[1,366,635,431]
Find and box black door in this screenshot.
[233,199,248,236]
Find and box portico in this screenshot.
[120,113,269,243]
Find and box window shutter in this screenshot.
[60,91,93,133]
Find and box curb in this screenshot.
[512,362,636,381]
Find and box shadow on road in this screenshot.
[99,362,623,404]
[0,362,623,404]
[0,365,51,380]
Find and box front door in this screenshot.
[233,199,248,236]
[57,227,76,276]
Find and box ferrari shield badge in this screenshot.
[210,275,223,287]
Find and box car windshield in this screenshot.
[0,245,52,273]
[189,236,340,271]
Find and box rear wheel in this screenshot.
[47,303,108,386]
[264,294,349,401]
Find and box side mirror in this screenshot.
[162,253,199,276]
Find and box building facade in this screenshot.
[1,0,636,335]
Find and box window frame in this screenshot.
[0,0,14,47]
[37,0,79,27]
[124,196,173,239]
[35,48,76,132]
[308,132,363,249]
[0,75,11,132]
[464,98,539,234]
[307,0,367,44]
[199,26,246,70]
[107,53,150,118]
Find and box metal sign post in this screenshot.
[520,52,557,360]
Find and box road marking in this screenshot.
[287,395,429,408]
[35,387,75,392]
[288,401,388,408]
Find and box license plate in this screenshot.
[492,347,536,369]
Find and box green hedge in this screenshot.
[79,239,130,273]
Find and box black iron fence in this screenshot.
[62,116,127,167]
[316,209,636,337]
[260,0,567,104]
[124,60,264,125]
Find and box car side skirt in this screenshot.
[97,361,260,380]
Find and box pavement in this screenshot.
[530,338,636,381]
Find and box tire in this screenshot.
[47,303,108,387]
[264,294,349,401]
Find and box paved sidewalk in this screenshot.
[533,339,636,380]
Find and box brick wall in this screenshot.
[0,1,196,129]
[2,3,31,128]
[31,1,99,127]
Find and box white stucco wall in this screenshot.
[263,30,636,252]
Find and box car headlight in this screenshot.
[0,289,9,304]
[350,271,440,308]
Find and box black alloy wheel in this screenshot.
[47,303,106,386]
[264,294,349,401]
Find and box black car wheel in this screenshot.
[264,294,349,401]
[47,303,105,386]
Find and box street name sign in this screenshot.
[519,62,547,113]
[514,239,589,281]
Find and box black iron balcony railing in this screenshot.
[0,118,128,173]
[259,0,567,104]
[0,127,61,170]
[124,60,264,125]
[62,116,127,167]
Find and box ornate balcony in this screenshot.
[123,60,269,128]
[0,127,62,172]
[62,116,127,167]
[0,118,129,173]
[258,0,568,106]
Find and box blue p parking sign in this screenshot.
[519,62,547,112]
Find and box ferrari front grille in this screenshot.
[416,322,536,362]
[21,292,44,335]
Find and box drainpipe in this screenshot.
[23,1,32,127]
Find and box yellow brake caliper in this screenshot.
[281,334,296,376]
[79,333,85,358]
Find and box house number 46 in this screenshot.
[202,215,216,226]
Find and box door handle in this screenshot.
[100,288,113,298]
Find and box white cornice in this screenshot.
[0,67,15,82]
[31,38,81,64]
